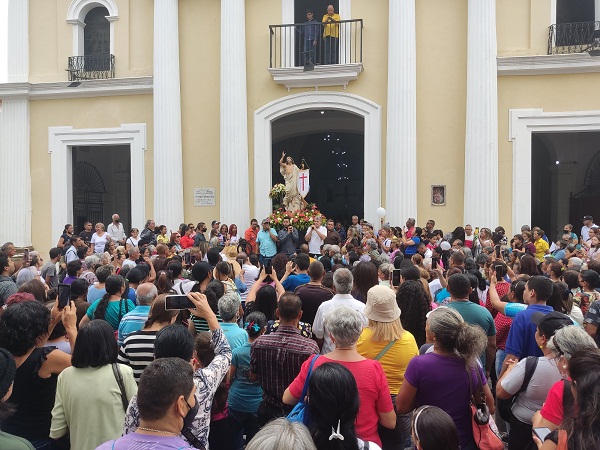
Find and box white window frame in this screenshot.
[66,0,119,56]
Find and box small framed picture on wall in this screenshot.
[431,185,446,206]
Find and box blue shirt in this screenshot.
[220,322,248,351]
[256,229,278,257]
[404,236,420,255]
[504,304,553,359]
[282,273,310,292]
[228,342,263,413]
[117,305,151,345]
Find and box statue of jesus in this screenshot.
[279,151,304,211]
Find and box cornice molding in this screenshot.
[497,53,600,76]
[268,63,363,90]
[0,76,153,100]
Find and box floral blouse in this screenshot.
[123,328,232,449]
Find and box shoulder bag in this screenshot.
[287,355,319,426]
[497,356,538,422]
[374,339,397,361]
[469,366,504,450]
[112,363,129,412]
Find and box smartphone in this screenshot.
[184,252,191,266]
[391,269,402,288]
[22,249,30,264]
[57,283,71,309]
[533,427,551,442]
[265,260,272,275]
[165,295,196,310]
[432,258,438,269]
[494,264,505,279]
[495,245,501,258]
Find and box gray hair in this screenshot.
[547,325,597,360]
[98,252,110,265]
[322,244,331,253]
[146,244,156,255]
[569,257,583,270]
[95,263,114,282]
[329,245,340,254]
[129,246,141,256]
[462,247,473,258]
[333,268,353,294]
[136,283,158,306]
[324,306,363,348]
[366,238,378,250]
[16,269,34,287]
[378,263,392,279]
[246,418,316,450]
[218,292,241,322]
[84,254,99,270]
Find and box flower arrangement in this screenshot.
[268,203,326,231]
[268,184,287,200]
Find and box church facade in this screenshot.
[2,0,600,254]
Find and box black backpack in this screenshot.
[497,356,538,423]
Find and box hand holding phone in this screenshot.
[58,283,71,310]
[533,427,551,442]
[165,294,196,310]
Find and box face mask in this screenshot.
[115,219,120,223]
[182,396,199,431]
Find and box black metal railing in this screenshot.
[269,19,363,68]
[548,21,600,54]
[67,54,115,81]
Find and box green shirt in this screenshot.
[0,431,35,450]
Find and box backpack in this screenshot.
[497,356,538,422]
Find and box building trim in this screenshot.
[268,64,363,90]
[509,108,600,235]
[67,0,119,56]
[48,123,147,242]
[0,77,153,100]
[254,91,382,227]
[498,54,600,76]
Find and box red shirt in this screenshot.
[288,356,393,447]
[540,380,565,426]
[244,227,258,254]
[485,282,512,350]
[180,234,194,249]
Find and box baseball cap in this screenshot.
[364,285,401,323]
[583,215,593,221]
[211,220,220,226]
[531,311,572,337]
[262,218,270,224]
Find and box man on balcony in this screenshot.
[303,10,319,65]
[322,5,341,64]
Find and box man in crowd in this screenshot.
[0,254,17,307]
[118,282,158,345]
[581,215,597,242]
[251,293,319,425]
[305,216,326,258]
[256,219,278,266]
[323,219,341,246]
[322,4,340,64]
[139,219,157,247]
[239,252,259,303]
[335,221,346,241]
[281,254,311,292]
[313,268,368,353]
[78,221,94,246]
[107,213,126,246]
[277,217,299,257]
[294,260,334,326]
[65,235,86,263]
[302,9,319,65]
[348,215,363,239]
[193,222,207,246]
[533,227,550,262]
[244,219,260,254]
[41,247,62,289]
[122,247,140,269]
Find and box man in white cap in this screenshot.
[581,215,597,242]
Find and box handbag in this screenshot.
[469,366,504,450]
[112,363,129,412]
[498,356,538,422]
[287,355,319,426]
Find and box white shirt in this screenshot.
[65,246,78,264]
[305,225,327,254]
[581,224,597,242]
[312,293,368,354]
[241,263,260,302]
[121,259,137,269]
[107,222,126,242]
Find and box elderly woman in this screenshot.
[91,223,111,254]
[357,285,418,450]
[395,307,494,450]
[217,292,248,351]
[283,306,396,448]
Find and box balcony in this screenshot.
[67,54,115,81]
[268,19,363,90]
[548,21,600,54]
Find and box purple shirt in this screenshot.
[96,432,194,449]
[404,352,486,449]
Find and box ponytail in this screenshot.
[94,274,125,320]
[455,322,487,367]
[94,292,112,320]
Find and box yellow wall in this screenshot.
[29,94,153,254]
[497,0,551,56]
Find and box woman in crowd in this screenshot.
[17,279,48,304]
[80,274,135,331]
[57,224,73,254]
[308,362,383,450]
[284,306,396,448]
[170,232,183,253]
[532,325,598,432]
[497,311,571,450]
[395,307,494,450]
[125,228,141,250]
[228,312,267,450]
[587,234,600,261]
[0,301,75,449]
[352,261,379,303]
[411,406,460,450]
[90,223,111,254]
[50,320,137,449]
[518,254,539,276]
[219,224,229,246]
[246,418,316,450]
[377,263,392,288]
[229,224,240,246]
[118,295,179,381]
[396,271,431,348]
[357,285,419,449]
[533,352,600,450]
[155,225,169,245]
[573,269,600,315]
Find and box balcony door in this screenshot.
[84,6,110,71]
[294,1,339,66]
[557,0,594,24]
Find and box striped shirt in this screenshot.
[117,330,158,382]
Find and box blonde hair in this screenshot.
[369,318,404,342]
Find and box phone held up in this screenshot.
[165,294,196,310]
[58,283,71,310]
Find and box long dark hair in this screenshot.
[396,280,431,347]
[308,363,360,450]
[144,295,178,329]
[412,405,460,450]
[519,254,539,276]
[71,320,118,368]
[254,285,278,321]
[94,275,125,320]
[352,261,379,303]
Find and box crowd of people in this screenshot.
[0,212,599,450]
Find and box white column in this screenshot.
[0,0,31,246]
[153,0,184,229]
[464,0,498,229]
[385,0,417,226]
[220,0,250,226]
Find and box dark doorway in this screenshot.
[272,110,364,227]
[72,145,131,234]
[557,0,594,24]
[294,0,339,66]
[531,134,553,236]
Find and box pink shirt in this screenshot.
[288,356,393,447]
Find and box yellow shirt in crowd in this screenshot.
[534,238,549,262]
[322,13,341,38]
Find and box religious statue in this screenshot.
[279,151,304,211]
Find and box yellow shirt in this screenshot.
[322,13,341,38]
[356,327,418,394]
[157,234,169,245]
[534,238,549,262]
